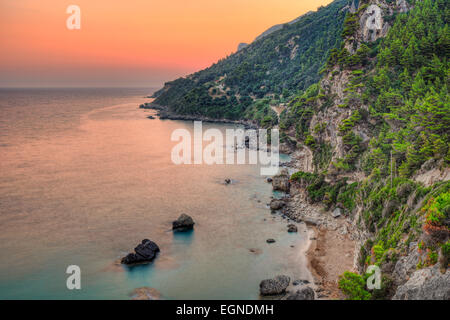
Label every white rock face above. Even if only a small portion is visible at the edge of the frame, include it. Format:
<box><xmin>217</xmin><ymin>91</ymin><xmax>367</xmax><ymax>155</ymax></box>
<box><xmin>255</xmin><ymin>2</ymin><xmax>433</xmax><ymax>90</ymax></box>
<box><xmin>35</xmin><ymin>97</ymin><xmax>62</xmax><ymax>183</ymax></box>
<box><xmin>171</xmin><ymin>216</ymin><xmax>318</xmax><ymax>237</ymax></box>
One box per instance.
<box><xmin>362</xmin><ymin>5</ymin><xmax>384</xmax><ymax>42</ymax></box>
<box><xmin>393</xmin><ymin>264</ymin><xmax>450</xmax><ymax>300</ymax></box>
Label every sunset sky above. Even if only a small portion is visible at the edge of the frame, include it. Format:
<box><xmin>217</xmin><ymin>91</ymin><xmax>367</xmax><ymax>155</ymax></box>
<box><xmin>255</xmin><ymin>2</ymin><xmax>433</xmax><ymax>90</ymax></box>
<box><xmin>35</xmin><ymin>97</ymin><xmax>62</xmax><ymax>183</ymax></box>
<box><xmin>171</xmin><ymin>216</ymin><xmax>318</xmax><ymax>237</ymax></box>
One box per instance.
<box><xmin>0</xmin><ymin>0</ymin><xmax>333</xmax><ymax>87</ymax></box>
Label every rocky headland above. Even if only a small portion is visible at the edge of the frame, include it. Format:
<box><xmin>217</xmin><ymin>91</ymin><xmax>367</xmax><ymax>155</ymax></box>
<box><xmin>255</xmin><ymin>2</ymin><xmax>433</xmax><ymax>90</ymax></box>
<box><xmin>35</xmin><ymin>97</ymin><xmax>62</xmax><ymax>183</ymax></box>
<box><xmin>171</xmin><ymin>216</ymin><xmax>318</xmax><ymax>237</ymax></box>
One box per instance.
<box><xmin>140</xmin><ymin>102</ymin><xmax>258</xmax><ymax>129</ymax></box>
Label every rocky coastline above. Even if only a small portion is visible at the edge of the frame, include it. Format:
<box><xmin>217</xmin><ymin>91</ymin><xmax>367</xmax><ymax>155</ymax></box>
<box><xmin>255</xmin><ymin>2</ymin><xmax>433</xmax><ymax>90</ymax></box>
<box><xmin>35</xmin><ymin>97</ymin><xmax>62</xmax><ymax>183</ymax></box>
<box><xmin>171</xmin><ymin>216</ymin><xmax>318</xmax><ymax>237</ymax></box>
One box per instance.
<box><xmin>140</xmin><ymin>102</ymin><xmax>258</xmax><ymax>129</ymax></box>
<box><xmin>268</xmin><ymin>159</ymin><xmax>358</xmax><ymax>300</ymax></box>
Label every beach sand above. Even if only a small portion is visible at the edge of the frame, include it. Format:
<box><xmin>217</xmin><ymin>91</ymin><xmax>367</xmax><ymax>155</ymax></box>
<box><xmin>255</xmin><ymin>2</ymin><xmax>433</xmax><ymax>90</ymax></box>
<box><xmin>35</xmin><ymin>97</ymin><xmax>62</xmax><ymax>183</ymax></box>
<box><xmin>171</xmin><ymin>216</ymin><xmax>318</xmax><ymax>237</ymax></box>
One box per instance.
<box><xmin>306</xmin><ymin>224</ymin><xmax>356</xmax><ymax>299</ymax></box>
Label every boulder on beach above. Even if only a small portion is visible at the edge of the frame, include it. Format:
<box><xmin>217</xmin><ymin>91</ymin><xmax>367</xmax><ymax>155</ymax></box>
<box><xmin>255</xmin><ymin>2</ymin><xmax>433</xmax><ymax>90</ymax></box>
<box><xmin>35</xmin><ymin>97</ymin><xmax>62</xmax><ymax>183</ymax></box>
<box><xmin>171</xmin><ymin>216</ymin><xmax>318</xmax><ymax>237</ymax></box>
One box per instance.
<box><xmin>287</xmin><ymin>224</ymin><xmax>298</xmax><ymax>233</ymax></box>
<box><xmin>270</xmin><ymin>199</ymin><xmax>285</xmax><ymax>210</ymax></box>
<box><xmin>224</xmin><ymin>178</ymin><xmax>231</xmax><ymax>184</ymax></box>
<box><xmin>286</xmin><ymin>286</ymin><xmax>315</xmax><ymax>300</ymax></box>
<box><xmin>172</xmin><ymin>214</ymin><xmax>195</xmax><ymax>231</ymax></box>
<box><xmin>266</xmin><ymin>177</ymin><xmax>273</xmax><ymax>183</ymax></box>
<box><xmin>259</xmin><ymin>275</ymin><xmax>290</xmax><ymax>296</ymax></box>
<box><xmin>272</xmin><ymin>169</ymin><xmax>290</xmax><ymax>192</ymax></box>
<box><xmin>266</xmin><ymin>238</ymin><xmax>276</xmax><ymax>244</ymax></box>
<box><xmin>121</xmin><ymin>239</ymin><xmax>160</xmax><ymax>265</ymax></box>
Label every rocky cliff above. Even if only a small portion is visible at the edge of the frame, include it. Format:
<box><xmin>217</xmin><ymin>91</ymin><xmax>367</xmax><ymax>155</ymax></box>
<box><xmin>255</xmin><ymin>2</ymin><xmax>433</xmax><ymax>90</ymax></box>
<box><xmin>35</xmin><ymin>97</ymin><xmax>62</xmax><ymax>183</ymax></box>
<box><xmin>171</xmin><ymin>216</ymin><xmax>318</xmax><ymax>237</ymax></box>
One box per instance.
<box><xmin>279</xmin><ymin>0</ymin><xmax>449</xmax><ymax>300</ymax></box>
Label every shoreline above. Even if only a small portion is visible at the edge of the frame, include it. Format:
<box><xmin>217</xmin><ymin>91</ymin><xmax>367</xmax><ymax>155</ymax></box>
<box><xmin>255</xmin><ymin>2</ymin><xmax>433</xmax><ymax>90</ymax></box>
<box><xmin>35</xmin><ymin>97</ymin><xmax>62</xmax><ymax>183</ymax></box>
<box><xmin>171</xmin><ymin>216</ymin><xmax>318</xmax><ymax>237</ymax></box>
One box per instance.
<box><xmin>305</xmin><ymin>226</ymin><xmax>352</xmax><ymax>299</ymax></box>
<box><xmin>282</xmin><ymin>154</ymin><xmax>358</xmax><ymax>300</ymax></box>
<box><xmin>140</xmin><ymin>102</ymin><xmax>259</xmax><ymax>129</ymax></box>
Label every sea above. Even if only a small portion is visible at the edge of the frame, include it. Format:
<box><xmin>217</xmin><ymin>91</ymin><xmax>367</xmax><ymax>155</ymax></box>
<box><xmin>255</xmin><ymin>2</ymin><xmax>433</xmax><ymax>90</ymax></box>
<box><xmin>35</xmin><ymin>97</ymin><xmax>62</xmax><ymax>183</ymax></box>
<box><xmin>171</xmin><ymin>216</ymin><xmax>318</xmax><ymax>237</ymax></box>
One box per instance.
<box><xmin>0</xmin><ymin>87</ymin><xmax>312</xmax><ymax>299</ymax></box>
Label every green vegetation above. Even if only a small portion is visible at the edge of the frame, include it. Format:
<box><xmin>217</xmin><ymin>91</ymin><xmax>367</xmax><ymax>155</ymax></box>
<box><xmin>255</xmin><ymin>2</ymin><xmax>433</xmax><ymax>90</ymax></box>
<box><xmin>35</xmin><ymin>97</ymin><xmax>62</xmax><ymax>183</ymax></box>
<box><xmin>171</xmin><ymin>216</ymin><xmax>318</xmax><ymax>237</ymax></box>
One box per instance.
<box><xmin>291</xmin><ymin>171</ymin><xmax>358</xmax><ymax>212</ymax></box>
<box><xmin>423</xmin><ymin>192</ymin><xmax>449</xmax><ymax>227</ymax></box>
<box><xmin>363</xmin><ymin>0</ymin><xmax>449</xmax><ymax>178</ymax></box>
<box><xmin>338</xmin><ymin>271</ymin><xmax>372</xmax><ymax>300</ymax></box>
<box><xmin>279</xmin><ymin>83</ymin><xmax>319</xmax><ymax>139</ymax></box>
<box><xmin>289</xmin><ymin>0</ymin><xmax>449</xmax><ymax>300</ymax></box>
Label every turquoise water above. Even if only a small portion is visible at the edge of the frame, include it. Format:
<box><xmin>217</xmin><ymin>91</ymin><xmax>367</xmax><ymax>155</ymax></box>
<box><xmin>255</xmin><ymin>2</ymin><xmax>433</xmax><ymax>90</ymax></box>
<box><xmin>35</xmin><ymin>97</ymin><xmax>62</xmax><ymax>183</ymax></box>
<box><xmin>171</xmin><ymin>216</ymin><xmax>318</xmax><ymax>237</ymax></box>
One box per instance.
<box><xmin>0</xmin><ymin>88</ymin><xmax>312</xmax><ymax>299</ymax></box>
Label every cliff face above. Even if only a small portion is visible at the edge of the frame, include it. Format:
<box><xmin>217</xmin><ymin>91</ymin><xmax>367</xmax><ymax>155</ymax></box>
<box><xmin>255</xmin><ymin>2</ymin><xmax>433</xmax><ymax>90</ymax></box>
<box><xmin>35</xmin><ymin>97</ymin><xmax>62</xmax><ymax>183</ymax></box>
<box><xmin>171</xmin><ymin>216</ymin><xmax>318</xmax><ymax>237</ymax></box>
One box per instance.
<box><xmin>310</xmin><ymin>0</ymin><xmax>411</xmax><ymax>174</ymax></box>
<box><xmin>280</xmin><ymin>0</ymin><xmax>449</xmax><ymax>300</ymax></box>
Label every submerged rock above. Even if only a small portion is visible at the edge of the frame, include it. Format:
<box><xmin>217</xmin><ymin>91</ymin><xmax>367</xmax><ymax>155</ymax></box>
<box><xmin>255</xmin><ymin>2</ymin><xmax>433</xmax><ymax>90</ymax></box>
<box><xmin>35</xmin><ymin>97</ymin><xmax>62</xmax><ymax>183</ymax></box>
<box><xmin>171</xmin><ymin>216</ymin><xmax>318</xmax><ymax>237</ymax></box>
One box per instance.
<box><xmin>286</xmin><ymin>286</ymin><xmax>315</xmax><ymax>300</ymax></box>
<box><xmin>172</xmin><ymin>214</ymin><xmax>195</xmax><ymax>231</ymax></box>
<box><xmin>249</xmin><ymin>248</ymin><xmax>262</xmax><ymax>255</ymax></box>
<box><xmin>121</xmin><ymin>239</ymin><xmax>160</xmax><ymax>265</ymax></box>
<box><xmin>130</xmin><ymin>287</ymin><xmax>162</xmax><ymax>300</ymax></box>
<box><xmin>259</xmin><ymin>275</ymin><xmax>290</xmax><ymax>296</ymax></box>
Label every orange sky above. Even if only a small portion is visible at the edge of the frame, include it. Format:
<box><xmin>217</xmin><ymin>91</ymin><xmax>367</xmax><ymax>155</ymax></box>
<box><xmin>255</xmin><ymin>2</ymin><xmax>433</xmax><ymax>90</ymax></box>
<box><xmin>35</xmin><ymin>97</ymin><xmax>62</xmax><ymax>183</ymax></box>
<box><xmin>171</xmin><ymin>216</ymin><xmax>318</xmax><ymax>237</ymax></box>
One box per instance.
<box><xmin>0</xmin><ymin>0</ymin><xmax>333</xmax><ymax>87</ymax></box>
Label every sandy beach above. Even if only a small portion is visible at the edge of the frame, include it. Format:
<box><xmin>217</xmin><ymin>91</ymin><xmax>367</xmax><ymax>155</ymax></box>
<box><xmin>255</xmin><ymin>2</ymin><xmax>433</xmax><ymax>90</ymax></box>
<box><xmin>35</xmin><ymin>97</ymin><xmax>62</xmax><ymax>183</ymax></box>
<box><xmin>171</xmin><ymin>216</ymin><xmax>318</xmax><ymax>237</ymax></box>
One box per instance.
<box><xmin>282</xmin><ymin>151</ymin><xmax>358</xmax><ymax>300</ymax></box>
<box><xmin>306</xmin><ymin>225</ymin><xmax>356</xmax><ymax>299</ymax></box>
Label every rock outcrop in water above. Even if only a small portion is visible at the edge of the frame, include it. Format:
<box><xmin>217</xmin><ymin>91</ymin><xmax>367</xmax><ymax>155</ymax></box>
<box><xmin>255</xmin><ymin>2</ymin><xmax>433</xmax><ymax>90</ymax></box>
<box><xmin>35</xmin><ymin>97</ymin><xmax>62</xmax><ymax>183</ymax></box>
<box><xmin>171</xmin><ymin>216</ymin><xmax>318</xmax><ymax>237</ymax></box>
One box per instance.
<box><xmin>271</xmin><ymin>169</ymin><xmax>290</xmax><ymax>192</ymax></box>
<box><xmin>121</xmin><ymin>239</ymin><xmax>160</xmax><ymax>265</ymax></box>
<box><xmin>172</xmin><ymin>214</ymin><xmax>195</xmax><ymax>231</ymax></box>
<box><xmin>259</xmin><ymin>275</ymin><xmax>290</xmax><ymax>296</ymax></box>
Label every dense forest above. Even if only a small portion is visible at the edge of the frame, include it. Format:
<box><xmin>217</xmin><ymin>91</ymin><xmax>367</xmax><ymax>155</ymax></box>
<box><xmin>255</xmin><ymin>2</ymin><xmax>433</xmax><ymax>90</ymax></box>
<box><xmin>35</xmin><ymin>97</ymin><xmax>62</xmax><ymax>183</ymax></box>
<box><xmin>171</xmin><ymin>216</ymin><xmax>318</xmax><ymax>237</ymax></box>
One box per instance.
<box><xmin>152</xmin><ymin>0</ymin><xmax>348</xmax><ymax>121</ymax></box>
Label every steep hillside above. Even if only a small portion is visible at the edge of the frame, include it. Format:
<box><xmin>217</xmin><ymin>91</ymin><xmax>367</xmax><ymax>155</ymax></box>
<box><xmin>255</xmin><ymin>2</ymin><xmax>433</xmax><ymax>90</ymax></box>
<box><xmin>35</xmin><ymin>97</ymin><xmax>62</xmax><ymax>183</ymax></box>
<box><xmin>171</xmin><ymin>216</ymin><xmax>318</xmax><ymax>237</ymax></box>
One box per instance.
<box><xmin>281</xmin><ymin>0</ymin><xmax>449</xmax><ymax>299</ymax></box>
<box><xmin>151</xmin><ymin>0</ymin><xmax>349</xmax><ymax>122</ymax></box>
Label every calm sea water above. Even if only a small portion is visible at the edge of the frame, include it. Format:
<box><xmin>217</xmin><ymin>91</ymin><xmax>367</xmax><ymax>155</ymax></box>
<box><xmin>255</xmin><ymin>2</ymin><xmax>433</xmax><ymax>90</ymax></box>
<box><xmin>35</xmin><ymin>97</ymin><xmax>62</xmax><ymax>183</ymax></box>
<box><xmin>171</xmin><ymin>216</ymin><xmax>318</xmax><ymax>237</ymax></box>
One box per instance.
<box><xmin>0</xmin><ymin>88</ymin><xmax>312</xmax><ymax>299</ymax></box>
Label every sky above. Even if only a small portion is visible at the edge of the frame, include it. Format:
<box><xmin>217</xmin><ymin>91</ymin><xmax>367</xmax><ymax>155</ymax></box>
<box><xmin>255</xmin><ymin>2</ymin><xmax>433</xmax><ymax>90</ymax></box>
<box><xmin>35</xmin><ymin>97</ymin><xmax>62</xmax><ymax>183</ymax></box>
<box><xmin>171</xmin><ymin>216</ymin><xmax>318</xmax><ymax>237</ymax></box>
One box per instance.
<box><xmin>0</xmin><ymin>0</ymin><xmax>333</xmax><ymax>88</ymax></box>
